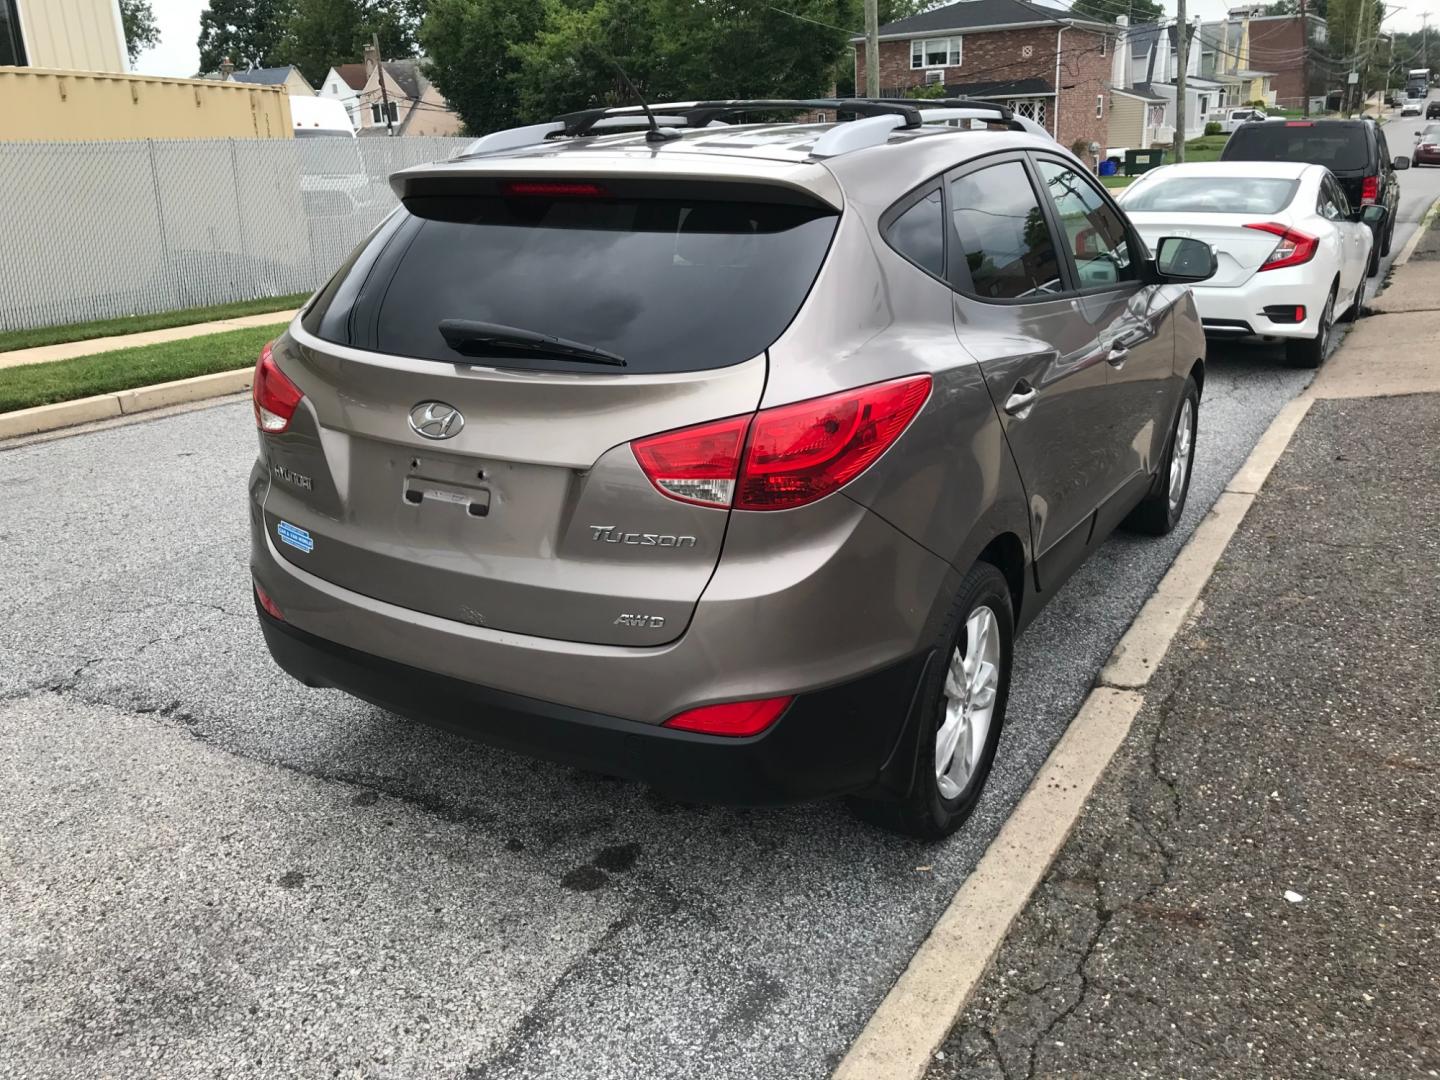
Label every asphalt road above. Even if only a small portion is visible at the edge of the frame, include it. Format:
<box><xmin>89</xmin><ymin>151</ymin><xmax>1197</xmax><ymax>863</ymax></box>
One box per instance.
<box><xmin>2</xmin><ymin>142</ymin><xmax>1438</xmax><ymax>1080</ymax></box>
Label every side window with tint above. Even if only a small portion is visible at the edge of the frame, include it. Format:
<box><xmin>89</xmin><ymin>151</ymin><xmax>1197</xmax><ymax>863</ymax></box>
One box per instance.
<box><xmin>947</xmin><ymin>161</ymin><xmax>1063</xmax><ymax>300</ymax></box>
<box><xmin>886</xmin><ymin>188</ymin><xmax>944</xmax><ymax>278</ymax></box>
<box><xmin>1036</xmin><ymin>159</ymin><xmax>1137</xmax><ymax>289</ymax></box>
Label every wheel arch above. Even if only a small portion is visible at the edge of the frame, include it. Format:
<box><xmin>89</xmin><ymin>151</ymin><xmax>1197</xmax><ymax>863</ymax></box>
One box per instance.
<box><xmin>975</xmin><ymin>531</ymin><xmax>1026</xmax><ymax>627</ymax></box>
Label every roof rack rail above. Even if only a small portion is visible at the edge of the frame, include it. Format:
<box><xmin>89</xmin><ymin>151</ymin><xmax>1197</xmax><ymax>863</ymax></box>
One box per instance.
<box><xmin>458</xmin><ymin>97</ymin><xmax>1042</xmax><ymax>159</ymax></box>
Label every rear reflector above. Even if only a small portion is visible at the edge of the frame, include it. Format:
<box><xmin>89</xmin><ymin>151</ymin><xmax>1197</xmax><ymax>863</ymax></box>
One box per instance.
<box><xmin>253</xmin><ymin>343</ymin><xmax>303</xmax><ymax>434</ymax></box>
<box><xmin>631</xmin><ymin>373</ymin><xmax>932</xmax><ymax>512</ymax></box>
<box><xmin>1245</xmin><ymin>222</ymin><xmax>1319</xmax><ymax>272</ymax></box>
<box><xmin>503</xmin><ymin>181</ymin><xmax>609</xmax><ymax>198</ymax></box>
<box><xmin>254</xmin><ymin>583</ymin><xmax>285</xmax><ymax>622</ymax></box>
<box><xmin>662</xmin><ymin>696</ymin><xmax>794</xmax><ymax>737</ymax></box>
<box><xmin>1262</xmin><ymin>304</ymin><xmax>1307</xmax><ymax>324</ymax></box>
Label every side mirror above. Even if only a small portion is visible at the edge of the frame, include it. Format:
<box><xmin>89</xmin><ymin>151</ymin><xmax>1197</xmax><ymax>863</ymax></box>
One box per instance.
<box><xmin>1394</xmin><ymin>155</ymin><xmax>1412</xmax><ymax>169</ymax></box>
<box><xmin>1360</xmin><ymin>204</ymin><xmax>1389</xmax><ymax>227</ymax></box>
<box><xmin>1152</xmin><ymin>236</ymin><xmax>1217</xmax><ymax>284</ymax></box>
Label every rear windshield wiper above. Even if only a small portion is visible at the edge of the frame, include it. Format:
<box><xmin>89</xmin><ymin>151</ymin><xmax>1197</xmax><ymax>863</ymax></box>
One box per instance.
<box><xmin>438</xmin><ymin>319</ymin><xmax>626</xmax><ymax>367</ymax></box>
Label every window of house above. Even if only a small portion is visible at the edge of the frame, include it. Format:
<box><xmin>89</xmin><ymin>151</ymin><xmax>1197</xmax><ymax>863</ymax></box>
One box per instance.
<box><xmin>885</xmin><ymin>188</ymin><xmax>945</xmax><ymax>278</ymax></box>
<box><xmin>370</xmin><ymin>101</ymin><xmax>400</xmax><ymax>123</ymax></box>
<box><xmin>948</xmin><ymin>161</ymin><xmax>1063</xmax><ymax>300</ymax></box>
<box><xmin>1100</xmin><ymin>35</ymin><xmax>1108</xmax><ymax>57</ymax></box>
<box><xmin>0</xmin><ymin>0</ymin><xmax>25</xmax><ymax>67</ymax></box>
<box><xmin>1036</xmin><ymin>159</ymin><xmax>1136</xmax><ymax>290</ymax></box>
<box><xmin>1007</xmin><ymin>99</ymin><xmax>1047</xmax><ymax>127</ymax></box>
<box><xmin>1096</xmin><ymin>95</ymin><xmax>1105</xmax><ymax>119</ymax></box>
<box><xmin>911</xmin><ymin>36</ymin><xmax>962</xmax><ymax>69</ymax></box>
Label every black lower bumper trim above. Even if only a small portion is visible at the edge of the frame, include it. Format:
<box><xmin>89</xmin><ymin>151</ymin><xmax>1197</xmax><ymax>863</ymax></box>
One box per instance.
<box><xmin>256</xmin><ymin>603</ymin><xmax>927</xmax><ymax>806</ymax></box>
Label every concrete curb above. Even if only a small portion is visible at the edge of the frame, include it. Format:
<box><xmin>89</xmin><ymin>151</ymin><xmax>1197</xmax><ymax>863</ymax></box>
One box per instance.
<box><xmin>1393</xmin><ymin>196</ymin><xmax>1440</xmax><ymax>267</ymax></box>
<box><xmin>0</xmin><ymin>367</ymin><xmax>252</xmax><ymax>441</ymax></box>
<box><xmin>830</xmin><ymin>393</ymin><xmax>1319</xmax><ymax>1080</ymax></box>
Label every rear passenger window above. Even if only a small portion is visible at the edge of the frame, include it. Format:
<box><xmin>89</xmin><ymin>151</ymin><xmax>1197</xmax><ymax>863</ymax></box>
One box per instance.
<box><xmin>948</xmin><ymin>161</ymin><xmax>1063</xmax><ymax>300</ymax></box>
<box><xmin>1036</xmin><ymin>159</ymin><xmax>1136</xmax><ymax>289</ymax></box>
<box><xmin>886</xmin><ymin>188</ymin><xmax>944</xmax><ymax>278</ymax></box>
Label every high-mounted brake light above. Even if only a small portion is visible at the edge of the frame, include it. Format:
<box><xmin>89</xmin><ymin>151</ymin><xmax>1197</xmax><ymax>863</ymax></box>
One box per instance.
<box><xmin>631</xmin><ymin>374</ymin><xmax>932</xmax><ymax>512</ymax></box>
<box><xmin>252</xmin><ymin>343</ymin><xmax>303</xmax><ymax>434</ymax></box>
<box><xmin>503</xmin><ymin>181</ymin><xmax>609</xmax><ymax>198</ymax></box>
<box><xmin>1245</xmin><ymin>222</ymin><xmax>1319</xmax><ymax>272</ymax></box>
<box><xmin>1361</xmin><ymin>175</ymin><xmax>1380</xmax><ymax>203</ymax></box>
<box><xmin>662</xmin><ymin>696</ymin><xmax>794</xmax><ymax>737</ymax></box>
<box><xmin>1285</xmin><ymin>120</ymin><xmax>1315</xmax><ymax>126</ymax></box>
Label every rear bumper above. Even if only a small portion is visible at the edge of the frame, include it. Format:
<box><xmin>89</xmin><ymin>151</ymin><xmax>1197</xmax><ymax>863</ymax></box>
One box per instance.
<box><xmin>1192</xmin><ymin>274</ymin><xmax>1337</xmax><ymax>341</ymax></box>
<box><xmin>257</xmin><ymin>600</ymin><xmax>929</xmax><ymax>805</ymax></box>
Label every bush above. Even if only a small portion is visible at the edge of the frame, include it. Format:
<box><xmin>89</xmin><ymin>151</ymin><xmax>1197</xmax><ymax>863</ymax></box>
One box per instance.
<box><xmin>1204</xmin><ymin>121</ymin><xmax>1223</xmax><ymax>136</ymax></box>
<box><xmin>906</xmin><ymin>83</ymin><xmax>948</xmax><ymax>99</ymax></box>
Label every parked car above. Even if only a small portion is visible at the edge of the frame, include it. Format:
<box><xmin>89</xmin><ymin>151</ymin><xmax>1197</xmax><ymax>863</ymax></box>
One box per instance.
<box><xmin>247</xmin><ymin>98</ymin><xmax>1216</xmax><ymax>838</ymax></box>
<box><xmin>1414</xmin><ymin>123</ymin><xmax>1440</xmax><ymax>166</ymax></box>
<box><xmin>1210</xmin><ymin>107</ymin><xmax>1268</xmax><ymax>133</ymax></box>
<box><xmin>1221</xmin><ymin>118</ymin><xmax>1408</xmax><ymax>275</ymax></box>
<box><xmin>1426</xmin><ymin>100</ymin><xmax>1440</xmax><ymax>119</ymax></box>
<box><xmin>1120</xmin><ymin>162</ymin><xmax>1386</xmax><ymax>367</ymax></box>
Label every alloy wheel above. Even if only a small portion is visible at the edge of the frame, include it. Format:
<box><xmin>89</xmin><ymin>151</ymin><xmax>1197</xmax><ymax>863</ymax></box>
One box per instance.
<box><xmin>1168</xmin><ymin>397</ymin><xmax>1194</xmax><ymax>514</ymax></box>
<box><xmin>936</xmin><ymin>605</ymin><xmax>1001</xmax><ymax>800</ymax></box>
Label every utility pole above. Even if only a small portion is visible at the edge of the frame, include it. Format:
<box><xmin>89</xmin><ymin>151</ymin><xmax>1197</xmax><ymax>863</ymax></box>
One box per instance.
<box><xmin>1175</xmin><ymin>1</ymin><xmax>1188</xmax><ymax>162</ymax></box>
<box><xmin>1300</xmin><ymin>0</ymin><xmax>1312</xmax><ymax>116</ymax></box>
<box><xmin>864</xmin><ymin>0</ymin><xmax>880</xmax><ymax>97</ymax></box>
<box><xmin>373</xmin><ymin>32</ymin><xmax>394</xmax><ymax>136</ymax></box>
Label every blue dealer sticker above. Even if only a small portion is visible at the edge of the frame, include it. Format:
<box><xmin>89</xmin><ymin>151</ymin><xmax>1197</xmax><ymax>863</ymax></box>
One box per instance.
<box><xmin>276</xmin><ymin>520</ymin><xmax>314</xmax><ymax>554</ymax></box>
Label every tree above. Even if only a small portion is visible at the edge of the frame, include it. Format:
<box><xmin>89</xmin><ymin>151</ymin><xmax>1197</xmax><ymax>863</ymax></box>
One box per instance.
<box><xmin>285</xmin><ymin>0</ymin><xmax>425</xmax><ymax>84</ymax></box>
<box><xmin>1066</xmin><ymin>0</ymin><xmax>1163</xmax><ymax>24</ymax></box>
<box><xmin>421</xmin><ymin>0</ymin><xmax>544</xmax><ymax>133</ymax></box>
<box><xmin>513</xmin><ymin>0</ymin><xmax>675</xmax><ymax>119</ymax></box>
<box><xmin>197</xmin><ymin>0</ymin><xmax>295</xmax><ymax>73</ymax></box>
<box><xmin>119</xmin><ymin>0</ymin><xmax>161</xmax><ymax>63</ymax></box>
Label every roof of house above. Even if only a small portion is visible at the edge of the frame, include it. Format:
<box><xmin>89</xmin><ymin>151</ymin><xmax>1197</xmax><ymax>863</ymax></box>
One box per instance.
<box><xmin>1128</xmin><ymin>23</ymin><xmax>1165</xmax><ymax>58</ymax></box>
<box><xmin>856</xmin><ymin>0</ymin><xmax>1106</xmax><ymax>40</ymax></box>
<box><xmin>1116</xmin><ymin>84</ymin><xmax>1167</xmax><ymax>102</ymax></box>
<box><xmin>944</xmin><ymin>76</ymin><xmax>1054</xmax><ymax>97</ymax></box>
<box><xmin>331</xmin><ymin>63</ymin><xmax>367</xmax><ymax>91</ymax></box>
<box><xmin>378</xmin><ymin>60</ymin><xmax>423</xmax><ymax>102</ymax></box>
<box><xmin>228</xmin><ymin>66</ymin><xmax>303</xmax><ymax>87</ymax></box>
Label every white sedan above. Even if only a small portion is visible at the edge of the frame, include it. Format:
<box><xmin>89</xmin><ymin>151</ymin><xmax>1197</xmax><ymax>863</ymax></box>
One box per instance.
<box><xmin>1118</xmin><ymin>162</ymin><xmax>1386</xmax><ymax>367</ymax></box>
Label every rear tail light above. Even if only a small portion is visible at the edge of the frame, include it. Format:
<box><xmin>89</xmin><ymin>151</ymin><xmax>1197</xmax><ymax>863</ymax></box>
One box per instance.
<box><xmin>252</xmin><ymin>343</ymin><xmax>303</xmax><ymax>433</ymax></box>
<box><xmin>662</xmin><ymin>695</ymin><xmax>794</xmax><ymax>737</ymax></box>
<box><xmin>1245</xmin><ymin>222</ymin><xmax>1319</xmax><ymax>272</ymax></box>
<box><xmin>1361</xmin><ymin>175</ymin><xmax>1380</xmax><ymax>203</ymax></box>
<box><xmin>631</xmin><ymin>374</ymin><xmax>932</xmax><ymax>512</ymax></box>
<box><xmin>254</xmin><ymin>582</ymin><xmax>285</xmax><ymax>622</ymax></box>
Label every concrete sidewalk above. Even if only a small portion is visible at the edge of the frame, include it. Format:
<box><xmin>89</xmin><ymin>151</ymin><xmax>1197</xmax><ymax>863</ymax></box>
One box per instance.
<box><xmin>0</xmin><ymin>310</ymin><xmax>297</xmax><ymax>371</ymax></box>
<box><xmin>924</xmin><ymin>227</ymin><xmax>1440</xmax><ymax>1079</ymax></box>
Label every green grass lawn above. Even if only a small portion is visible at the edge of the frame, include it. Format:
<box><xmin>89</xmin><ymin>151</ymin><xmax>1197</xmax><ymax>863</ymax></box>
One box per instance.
<box><xmin>0</xmin><ymin>325</ymin><xmax>275</xmax><ymax>413</ymax></box>
<box><xmin>1102</xmin><ymin>175</ymin><xmax>1135</xmax><ymax>189</ymax></box>
<box><xmin>0</xmin><ymin>294</ymin><xmax>307</xmax><ymax>354</ymax></box>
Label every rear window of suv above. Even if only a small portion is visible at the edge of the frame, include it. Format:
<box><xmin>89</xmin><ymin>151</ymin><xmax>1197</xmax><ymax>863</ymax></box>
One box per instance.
<box><xmin>303</xmin><ymin>187</ymin><xmax>839</xmax><ymax>374</ymax></box>
<box><xmin>1221</xmin><ymin>123</ymin><xmax>1371</xmax><ymax>173</ymax></box>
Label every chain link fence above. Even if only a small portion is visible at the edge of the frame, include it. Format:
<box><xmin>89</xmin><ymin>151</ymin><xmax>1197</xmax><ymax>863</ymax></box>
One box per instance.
<box><xmin>0</xmin><ymin>136</ymin><xmax>472</xmax><ymax>333</ymax></box>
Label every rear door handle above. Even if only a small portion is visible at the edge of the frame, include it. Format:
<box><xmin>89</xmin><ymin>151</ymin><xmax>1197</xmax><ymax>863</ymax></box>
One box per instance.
<box><xmin>1003</xmin><ymin>382</ymin><xmax>1038</xmax><ymax>418</ymax></box>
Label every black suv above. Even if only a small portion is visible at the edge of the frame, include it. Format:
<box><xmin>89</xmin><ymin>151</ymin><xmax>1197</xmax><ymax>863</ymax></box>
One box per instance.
<box><xmin>1427</xmin><ymin>100</ymin><xmax>1440</xmax><ymax>119</ymax></box>
<box><xmin>1221</xmin><ymin>119</ymin><xmax>1409</xmax><ymax>275</ymax></box>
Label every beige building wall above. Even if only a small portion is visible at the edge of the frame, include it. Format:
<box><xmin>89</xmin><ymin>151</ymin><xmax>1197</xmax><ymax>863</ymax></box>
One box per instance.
<box><xmin>403</xmin><ymin>83</ymin><xmax>463</xmax><ymax>137</ymax></box>
<box><xmin>1107</xmin><ymin>91</ymin><xmax>1145</xmax><ymax>150</ymax></box>
<box><xmin>16</xmin><ymin>0</ymin><xmax>127</xmax><ymax>73</ymax></box>
<box><xmin>0</xmin><ymin>70</ymin><xmax>294</xmax><ymax>141</ymax></box>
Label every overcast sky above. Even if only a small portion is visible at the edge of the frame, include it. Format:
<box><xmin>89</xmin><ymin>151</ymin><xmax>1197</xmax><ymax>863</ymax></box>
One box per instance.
<box><xmin>127</xmin><ymin>0</ymin><xmax>1431</xmax><ymax>78</ymax></box>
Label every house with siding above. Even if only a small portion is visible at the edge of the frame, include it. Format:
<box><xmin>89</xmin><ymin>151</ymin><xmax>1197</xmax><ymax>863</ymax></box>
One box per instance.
<box><xmin>1110</xmin><ymin>18</ymin><xmax>1226</xmax><ymax>145</ymax></box>
<box><xmin>851</xmin><ymin>0</ymin><xmax>1116</xmax><ymax>159</ymax></box>
<box><xmin>227</xmin><ymin>65</ymin><xmax>315</xmax><ymax>97</ymax></box>
<box><xmin>0</xmin><ymin>0</ymin><xmax>127</xmax><ymax>71</ymax></box>
<box><xmin>354</xmin><ymin>47</ymin><xmax>462</xmax><ymax>137</ymax></box>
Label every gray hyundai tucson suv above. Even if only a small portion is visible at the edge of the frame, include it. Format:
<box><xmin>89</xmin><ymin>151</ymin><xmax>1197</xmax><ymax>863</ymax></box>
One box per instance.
<box><xmin>249</xmin><ymin>99</ymin><xmax>1215</xmax><ymax>837</ymax></box>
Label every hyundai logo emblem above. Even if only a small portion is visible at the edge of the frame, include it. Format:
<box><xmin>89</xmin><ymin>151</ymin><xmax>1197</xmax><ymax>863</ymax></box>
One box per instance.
<box><xmin>409</xmin><ymin>401</ymin><xmax>465</xmax><ymax>440</ymax></box>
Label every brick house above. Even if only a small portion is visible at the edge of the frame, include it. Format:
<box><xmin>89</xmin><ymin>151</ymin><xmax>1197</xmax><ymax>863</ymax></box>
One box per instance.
<box><xmin>1244</xmin><ymin>12</ymin><xmax>1328</xmax><ymax>110</ymax></box>
<box><xmin>852</xmin><ymin>0</ymin><xmax>1115</xmax><ymax>159</ymax></box>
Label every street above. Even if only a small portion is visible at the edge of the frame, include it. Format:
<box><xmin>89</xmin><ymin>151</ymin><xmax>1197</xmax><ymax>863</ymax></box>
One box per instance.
<box><xmin>2</xmin><ymin>119</ymin><xmax>1438</xmax><ymax>1080</ymax></box>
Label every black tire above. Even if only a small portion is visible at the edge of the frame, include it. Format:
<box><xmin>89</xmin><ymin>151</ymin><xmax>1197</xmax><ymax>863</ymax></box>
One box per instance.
<box><xmin>1122</xmin><ymin>374</ymin><xmax>1199</xmax><ymax>536</ymax></box>
<box><xmin>849</xmin><ymin>561</ymin><xmax>1013</xmax><ymax>840</ymax></box>
<box><xmin>1367</xmin><ymin>237</ymin><xmax>1381</xmax><ymax>277</ymax></box>
<box><xmin>1285</xmin><ymin>287</ymin><xmax>1335</xmax><ymax>368</ymax></box>
<box><xmin>1380</xmin><ymin>218</ymin><xmax>1394</xmax><ymax>257</ymax></box>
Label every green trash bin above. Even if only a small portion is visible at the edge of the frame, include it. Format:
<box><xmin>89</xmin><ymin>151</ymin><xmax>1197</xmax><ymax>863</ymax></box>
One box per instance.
<box><xmin>1124</xmin><ymin>148</ymin><xmax>1166</xmax><ymax>175</ymax></box>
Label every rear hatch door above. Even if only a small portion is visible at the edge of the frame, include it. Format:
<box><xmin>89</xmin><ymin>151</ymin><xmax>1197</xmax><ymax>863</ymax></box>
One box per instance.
<box><xmin>263</xmin><ymin>172</ymin><xmax>839</xmax><ymax>646</ymax></box>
